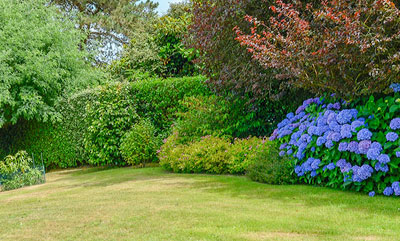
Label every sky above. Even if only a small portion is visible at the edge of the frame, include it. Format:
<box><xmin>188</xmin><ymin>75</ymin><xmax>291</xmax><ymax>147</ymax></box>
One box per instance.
<box><xmin>153</xmin><ymin>0</ymin><xmax>183</xmax><ymax>15</ymax></box>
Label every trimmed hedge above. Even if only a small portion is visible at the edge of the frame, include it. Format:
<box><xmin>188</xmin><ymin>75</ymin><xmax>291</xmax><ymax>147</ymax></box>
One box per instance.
<box><xmin>0</xmin><ymin>76</ymin><xmax>210</xmax><ymax>168</ymax></box>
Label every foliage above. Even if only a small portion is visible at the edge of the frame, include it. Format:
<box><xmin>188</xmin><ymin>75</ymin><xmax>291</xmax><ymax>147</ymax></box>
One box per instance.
<box><xmin>0</xmin><ymin>0</ymin><xmax>102</xmax><ymax>128</ymax></box>
<box><xmin>271</xmin><ymin>88</ymin><xmax>400</xmax><ymax>197</ymax></box>
<box><xmin>235</xmin><ymin>0</ymin><xmax>400</xmax><ymax>99</ymax></box>
<box><xmin>130</xmin><ymin>76</ymin><xmax>211</xmax><ymax>137</ymax></box>
<box><xmin>0</xmin><ymin>151</ymin><xmax>45</xmax><ymax>191</ymax></box>
<box><xmin>159</xmin><ymin>133</ymin><xmax>263</xmax><ymax>174</ymax></box>
<box><xmin>0</xmin><ymin>89</ymin><xmax>98</xmax><ymax>169</ymax></box>
<box><xmin>84</xmin><ymin>83</ymin><xmax>139</xmax><ymax>166</ymax></box>
<box><xmin>187</xmin><ymin>0</ymin><xmax>289</xmax><ymax>101</ymax></box>
<box><xmin>120</xmin><ymin>119</ymin><xmax>161</xmax><ymax>166</ymax></box>
<box><xmin>51</xmin><ymin>0</ymin><xmax>159</xmax><ymax>62</ymax></box>
<box><xmin>246</xmin><ymin>141</ymin><xmax>295</xmax><ymax>184</ymax></box>
<box><xmin>112</xmin><ymin>1</ymin><xmax>198</xmax><ymax>79</ymax></box>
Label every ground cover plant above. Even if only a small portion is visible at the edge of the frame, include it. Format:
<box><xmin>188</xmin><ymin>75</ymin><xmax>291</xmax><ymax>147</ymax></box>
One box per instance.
<box><xmin>1</xmin><ymin>167</ymin><xmax>400</xmax><ymax>240</ymax></box>
<box><xmin>0</xmin><ymin>151</ymin><xmax>45</xmax><ymax>191</ymax></box>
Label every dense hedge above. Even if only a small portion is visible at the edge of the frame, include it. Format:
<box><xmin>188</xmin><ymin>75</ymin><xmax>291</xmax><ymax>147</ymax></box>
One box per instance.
<box><xmin>0</xmin><ymin>76</ymin><xmax>210</xmax><ymax>168</ymax></box>
<box><xmin>0</xmin><ymin>89</ymin><xmax>98</xmax><ymax>169</ymax></box>
<box><xmin>130</xmin><ymin>76</ymin><xmax>211</xmax><ymax>137</ymax></box>
<box><xmin>271</xmin><ymin>89</ymin><xmax>400</xmax><ymax>197</ymax></box>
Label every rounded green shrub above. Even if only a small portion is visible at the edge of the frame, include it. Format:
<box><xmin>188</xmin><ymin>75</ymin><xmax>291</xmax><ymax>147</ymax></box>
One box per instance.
<box><xmin>246</xmin><ymin>141</ymin><xmax>295</xmax><ymax>185</ymax></box>
<box><xmin>120</xmin><ymin>120</ymin><xmax>161</xmax><ymax>166</ymax></box>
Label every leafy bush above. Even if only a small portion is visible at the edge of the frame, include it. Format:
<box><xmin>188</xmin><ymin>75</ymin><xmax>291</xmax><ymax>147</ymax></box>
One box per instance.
<box><xmin>84</xmin><ymin>83</ymin><xmax>139</xmax><ymax>166</ymax></box>
<box><xmin>246</xmin><ymin>141</ymin><xmax>295</xmax><ymax>185</ymax></box>
<box><xmin>130</xmin><ymin>76</ymin><xmax>211</xmax><ymax>137</ymax></box>
<box><xmin>0</xmin><ymin>88</ymin><xmax>98</xmax><ymax>169</ymax></box>
<box><xmin>159</xmin><ymin>133</ymin><xmax>263</xmax><ymax>174</ymax></box>
<box><xmin>235</xmin><ymin>0</ymin><xmax>400</xmax><ymax>99</ymax></box>
<box><xmin>0</xmin><ymin>151</ymin><xmax>45</xmax><ymax>191</ymax></box>
<box><xmin>271</xmin><ymin>87</ymin><xmax>400</xmax><ymax>197</ymax></box>
<box><xmin>120</xmin><ymin>119</ymin><xmax>161</xmax><ymax>166</ymax></box>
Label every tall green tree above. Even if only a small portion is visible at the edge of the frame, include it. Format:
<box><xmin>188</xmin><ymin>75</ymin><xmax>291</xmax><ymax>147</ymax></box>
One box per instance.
<box><xmin>49</xmin><ymin>0</ymin><xmax>159</xmax><ymax>62</ymax></box>
<box><xmin>0</xmin><ymin>0</ymin><xmax>102</xmax><ymax>127</ymax></box>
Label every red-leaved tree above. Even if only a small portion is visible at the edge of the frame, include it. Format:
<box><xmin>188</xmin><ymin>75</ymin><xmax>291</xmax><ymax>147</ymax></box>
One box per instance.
<box><xmin>235</xmin><ymin>0</ymin><xmax>400</xmax><ymax>99</ymax></box>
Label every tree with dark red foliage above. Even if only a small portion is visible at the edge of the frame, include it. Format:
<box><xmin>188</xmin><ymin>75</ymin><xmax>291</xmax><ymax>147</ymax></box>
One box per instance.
<box><xmin>235</xmin><ymin>0</ymin><xmax>400</xmax><ymax>100</ymax></box>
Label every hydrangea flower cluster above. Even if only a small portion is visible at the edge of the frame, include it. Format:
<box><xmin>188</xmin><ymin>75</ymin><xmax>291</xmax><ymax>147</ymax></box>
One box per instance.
<box><xmin>271</xmin><ymin>94</ymin><xmax>400</xmax><ymax>197</ymax></box>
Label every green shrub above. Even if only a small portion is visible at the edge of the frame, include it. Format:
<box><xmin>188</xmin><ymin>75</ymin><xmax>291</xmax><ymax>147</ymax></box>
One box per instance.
<box><xmin>130</xmin><ymin>76</ymin><xmax>211</xmax><ymax>137</ymax></box>
<box><xmin>84</xmin><ymin>83</ymin><xmax>139</xmax><ymax>166</ymax></box>
<box><xmin>120</xmin><ymin>119</ymin><xmax>161</xmax><ymax>166</ymax></box>
<box><xmin>0</xmin><ymin>151</ymin><xmax>45</xmax><ymax>191</ymax></box>
<box><xmin>159</xmin><ymin>133</ymin><xmax>263</xmax><ymax>174</ymax></box>
<box><xmin>246</xmin><ymin>141</ymin><xmax>295</xmax><ymax>185</ymax></box>
<box><xmin>0</xmin><ymin>88</ymin><xmax>98</xmax><ymax>169</ymax></box>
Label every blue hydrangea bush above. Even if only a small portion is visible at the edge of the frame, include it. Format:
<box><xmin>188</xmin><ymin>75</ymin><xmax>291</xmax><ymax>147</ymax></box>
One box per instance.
<box><xmin>270</xmin><ymin>89</ymin><xmax>400</xmax><ymax>197</ymax></box>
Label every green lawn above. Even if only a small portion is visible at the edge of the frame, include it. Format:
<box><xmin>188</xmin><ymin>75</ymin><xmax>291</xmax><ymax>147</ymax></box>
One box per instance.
<box><xmin>0</xmin><ymin>167</ymin><xmax>399</xmax><ymax>241</ymax></box>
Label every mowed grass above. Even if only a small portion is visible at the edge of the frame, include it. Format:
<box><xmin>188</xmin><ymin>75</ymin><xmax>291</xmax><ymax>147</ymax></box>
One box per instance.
<box><xmin>0</xmin><ymin>167</ymin><xmax>399</xmax><ymax>241</ymax></box>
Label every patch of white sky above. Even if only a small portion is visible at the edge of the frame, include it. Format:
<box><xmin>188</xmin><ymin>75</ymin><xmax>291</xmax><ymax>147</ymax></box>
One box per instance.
<box><xmin>151</xmin><ymin>0</ymin><xmax>184</xmax><ymax>15</ymax></box>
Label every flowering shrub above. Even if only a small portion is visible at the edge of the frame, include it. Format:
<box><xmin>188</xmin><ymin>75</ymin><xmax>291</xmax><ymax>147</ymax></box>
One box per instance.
<box><xmin>271</xmin><ymin>88</ymin><xmax>400</xmax><ymax>196</ymax></box>
<box><xmin>235</xmin><ymin>0</ymin><xmax>400</xmax><ymax>99</ymax></box>
<box><xmin>159</xmin><ymin>133</ymin><xmax>264</xmax><ymax>174</ymax></box>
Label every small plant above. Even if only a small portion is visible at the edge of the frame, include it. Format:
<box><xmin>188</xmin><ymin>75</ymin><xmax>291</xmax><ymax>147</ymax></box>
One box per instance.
<box><xmin>246</xmin><ymin>141</ymin><xmax>295</xmax><ymax>185</ymax></box>
<box><xmin>0</xmin><ymin>151</ymin><xmax>45</xmax><ymax>191</ymax></box>
<box><xmin>120</xmin><ymin>119</ymin><xmax>161</xmax><ymax>166</ymax></box>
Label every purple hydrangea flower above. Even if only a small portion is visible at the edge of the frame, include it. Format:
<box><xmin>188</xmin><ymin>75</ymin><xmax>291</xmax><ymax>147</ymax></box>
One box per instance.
<box><xmin>329</xmin><ymin>122</ymin><xmax>341</xmax><ymax>132</ymax></box>
<box><xmin>295</xmin><ymin>166</ymin><xmax>304</xmax><ymax>176</ymax></box>
<box><xmin>386</xmin><ymin>132</ymin><xmax>399</xmax><ymax>142</ymax></box>
<box><xmin>286</xmin><ymin>112</ymin><xmax>295</xmax><ymax>119</ymax></box>
<box><xmin>351</xmin><ymin>120</ymin><xmax>364</xmax><ymax>132</ymax></box>
<box><xmin>316</xmin><ymin>137</ymin><xmax>326</xmax><ymax>146</ymax></box>
<box><xmin>327</xmin><ymin>163</ymin><xmax>336</xmax><ymax>170</ymax></box>
<box><xmin>358</xmin><ymin>140</ymin><xmax>371</xmax><ymax>154</ymax></box>
<box><xmin>338</xmin><ymin>142</ymin><xmax>348</xmax><ymax>152</ymax></box>
<box><xmin>340</xmin><ymin>124</ymin><xmax>352</xmax><ymax>139</ymax></box>
<box><xmin>392</xmin><ymin>181</ymin><xmax>400</xmax><ymax>196</ymax></box>
<box><xmin>337</xmin><ymin>110</ymin><xmax>353</xmax><ymax>124</ymax></box>
<box><xmin>370</xmin><ymin>142</ymin><xmax>382</xmax><ymax>152</ymax></box>
<box><xmin>357</xmin><ymin>128</ymin><xmax>372</xmax><ymax>141</ymax></box>
<box><xmin>378</xmin><ymin>154</ymin><xmax>390</xmax><ymax>164</ymax></box>
<box><xmin>310</xmin><ymin>170</ymin><xmax>318</xmax><ymax>177</ymax></box>
<box><xmin>397</xmin><ymin>151</ymin><xmax>400</xmax><ymax>158</ymax></box>
<box><xmin>311</xmin><ymin>146</ymin><xmax>316</xmax><ymax>152</ymax></box>
<box><xmin>375</xmin><ymin>162</ymin><xmax>389</xmax><ymax>173</ymax></box>
<box><xmin>390</xmin><ymin>83</ymin><xmax>400</xmax><ymax>92</ymax></box>
<box><xmin>355</xmin><ymin>164</ymin><xmax>373</xmax><ymax>181</ymax></box>
<box><xmin>348</xmin><ymin>141</ymin><xmax>359</xmax><ymax>153</ymax></box>
<box><xmin>367</xmin><ymin>148</ymin><xmax>380</xmax><ymax>160</ymax></box>
<box><xmin>331</xmin><ymin>132</ymin><xmax>341</xmax><ymax>142</ymax></box>
<box><xmin>325</xmin><ymin>140</ymin><xmax>334</xmax><ymax>149</ymax></box>
<box><xmin>336</xmin><ymin>159</ymin><xmax>346</xmax><ymax>168</ymax></box>
<box><xmin>287</xmin><ymin>149</ymin><xmax>293</xmax><ymax>155</ymax></box>
<box><xmin>332</xmin><ymin>102</ymin><xmax>341</xmax><ymax>110</ymax></box>
<box><xmin>311</xmin><ymin>158</ymin><xmax>321</xmax><ymax>170</ymax></box>
<box><xmin>390</xmin><ymin>118</ymin><xmax>400</xmax><ymax>130</ymax></box>
<box><xmin>369</xmin><ymin>191</ymin><xmax>375</xmax><ymax>197</ymax></box>
<box><xmin>383</xmin><ymin>187</ymin><xmax>394</xmax><ymax>196</ymax></box>
<box><xmin>279</xmin><ymin>143</ymin><xmax>287</xmax><ymax>150</ymax></box>
<box><xmin>279</xmin><ymin>151</ymin><xmax>285</xmax><ymax>157</ymax></box>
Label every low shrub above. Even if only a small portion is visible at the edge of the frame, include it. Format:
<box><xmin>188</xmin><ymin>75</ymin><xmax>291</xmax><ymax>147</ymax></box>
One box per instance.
<box><xmin>120</xmin><ymin>119</ymin><xmax>161</xmax><ymax>166</ymax></box>
<box><xmin>159</xmin><ymin>133</ymin><xmax>263</xmax><ymax>174</ymax></box>
<box><xmin>246</xmin><ymin>141</ymin><xmax>295</xmax><ymax>185</ymax></box>
<box><xmin>271</xmin><ymin>86</ymin><xmax>400</xmax><ymax>197</ymax></box>
<box><xmin>0</xmin><ymin>151</ymin><xmax>45</xmax><ymax>191</ymax></box>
